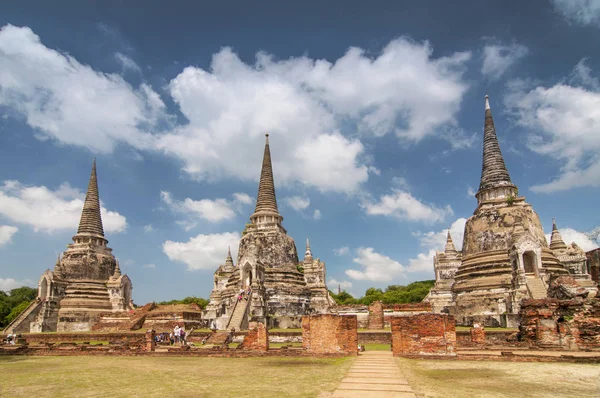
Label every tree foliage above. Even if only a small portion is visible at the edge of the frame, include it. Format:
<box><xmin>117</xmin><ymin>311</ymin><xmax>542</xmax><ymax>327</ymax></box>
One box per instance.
<box><xmin>329</xmin><ymin>280</ymin><xmax>435</xmax><ymax>306</ymax></box>
<box><xmin>156</xmin><ymin>296</ymin><xmax>209</xmax><ymax>309</ymax></box>
<box><xmin>0</xmin><ymin>286</ymin><xmax>37</xmax><ymax>328</ymax></box>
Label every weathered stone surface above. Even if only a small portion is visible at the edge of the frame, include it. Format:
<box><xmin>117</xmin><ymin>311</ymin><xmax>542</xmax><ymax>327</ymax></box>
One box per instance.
<box><xmin>547</xmin><ymin>275</ymin><xmax>589</xmax><ymax>300</ymax></box>
<box><xmin>237</xmin><ymin>322</ymin><xmax>268</xmax><ymax>351</ymax></box>
<box><xmin>391</xmin><ymin>314</ymin><xmax>456</xmax><ymax>357</ymax></box>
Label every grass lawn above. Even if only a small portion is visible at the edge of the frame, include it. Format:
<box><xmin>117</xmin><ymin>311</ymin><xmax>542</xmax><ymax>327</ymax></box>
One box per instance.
<box><xmin>398</xmin><ymin>358</ymin><xmax>600</xmax><ymax>398</ymax></box>
<box><xmin>363</xmin><ymin>343</ymin><xmax>391</xmax><ymax>351</ymax></box>
<box><xmin>0</xmin><ymin>356</ymin><xmax>352</xmax><ymax>397</ymax></box>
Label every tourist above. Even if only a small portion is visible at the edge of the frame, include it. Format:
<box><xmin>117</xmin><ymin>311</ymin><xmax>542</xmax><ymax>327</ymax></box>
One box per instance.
<box><xmin>169</xmin><ymin>332</ymin><xmax>174</xmax><ymax>345</ymax></box>
<box><xmin>179</xmin><ymin>326</ymin><xmax>186</xmax><ymax>346</ymax></box>
<box><xmin>173</xmin><ymin>325</ymin><xmax>180</xmax><ymax>343</ymax></box>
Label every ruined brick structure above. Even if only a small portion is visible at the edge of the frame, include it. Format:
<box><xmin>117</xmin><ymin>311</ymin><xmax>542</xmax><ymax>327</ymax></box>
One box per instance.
<box><xmin>237</xmin><ymin>322</ymin><xmax>269</xmax><ymax>351</ymax></box>
<box><xmin>391</xmin><ymin>314</ymin><xmax>456</xmax><ymax>357</ymax></box>
<box><xmin>204</xmin><ymin>135</ymin><xmax>335</xmax><ymax>330</ymax></box>
<box><xmin>367</xmin><ymin>301</ymin><xmax>384</xmax><ymax>329</ymax></box>
<box><xmin>518</xmin><ymin>298</ymin><xmax>600</xmax><ymax>350</ymax></box>
<box><xmin>4</xmin><ymin>160</ymin><xmax>133</xmax><ymax>334</ymax></box>
<box><xmin>426</xmin><ymin>96</ymin><xmax>596</xmax><ymax>326</ymax></box>
<box><xmin>302</xmin><ymin>314</ymin><xmax>358</xmax><ymax>355</ymax></box>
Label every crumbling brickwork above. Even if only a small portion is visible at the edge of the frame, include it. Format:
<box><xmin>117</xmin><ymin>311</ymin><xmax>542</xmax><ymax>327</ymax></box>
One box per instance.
<box><xmin>144</xmin><ymin>329</ymin><xmax>155</xmax><ymax>352</ymax></box>
<box><xmin>519</xmin><ymin>298</ymin><xmax>600</xmax><ymax>350</ymax></box>
<box><xmin>302</xmin><ymin>314</ymin><xmax>357</xmax><ymax>355</ymax></box>
<box><xmin>471</xmin><ymin>323</ymin><xmax>486</xmax><ymax>345</ymax></box>
<box><xmin>237</xmin><ymin>322</ymin><xmax>269</xmax><ymax>351</ymax></box>
<box><xmin>391</xmin><ymin>314</ymin><xmax>456</xmax><ymax>357</ymax></box>
<box><xmin>368</xmin><ymin>301</ymin><xmax>384</xmax><ymax>330</ymax></box>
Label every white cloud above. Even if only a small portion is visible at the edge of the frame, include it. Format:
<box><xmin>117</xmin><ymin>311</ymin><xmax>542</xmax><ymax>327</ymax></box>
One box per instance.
<box><xmin>0</xmin><ymin>225</ymin><xmax>18</xmax><ymax>247</ymax></box>
<box><xmin>115</xmin><ymin>52</ymin><xmax>141</xmax><ymax>73</ymax></box>
<box><xmin>327</xmin><ymin>278</ymin><xmax>353</xmax><ymax>292</ymax></box>
<box><xmin>467</xmin><ymin>186</ymin><xmax>476</xmax><ymax>197</ymax></box>
<box><xmin>160</xmin><ymin>191</ymin><xmax>251</xmax><ymax>225</ymax></box>
<box><xmin>545</xmin><ymin>227</ymin><xmax>598</xmax><ymax>252</ymax></box>
<box><xmin>162</xmin><ymin>232</ymin><xmax>240</xmax><ymax>271</ymax></box>
<box><xmin>0</xmin><ymin>278</ymin><xmax>33</xmax><ymax>292</ymax></box>
<box><xmin>481</xmin><ymin>41</ymin><xmax>528</xmax><ymax>80</ymax></box>
<box><xmin>362</xmin><ymin>189</ymin><xmax>453</xmax><ymax>223</ymax></box>
<box><xmin>0</xmin><ymin>25</ymin><xmax>473</xmax><ymax>194</ymax></box>
<box><xmin>143</xmin><ymin>263</ymin><xmax>156</xmax><ymax>269</ymax></box>
<box><xmin>143</xmin><ymin>224</ymin><xmax>154</xmax><ymax>232</ymax></box>
<box><xmin>552</xmin><ymin>0</ymin><xmax>600</xmax><ymax>26</ymax></box>
<box><xmin>346</xmin><ymin>247</ymin><xmax>406</xmax><ymax>282</ymax></box>
<box><xmin>570</xmin><ymin>58</ymin><xmax>600</xmax><ymax>90</ymax></box>
<box><xmin>313</xmin><ymin>209</ymin><xmax>322</xmax><ymax>220</ymax></box>
<box><xmin>0</xmin><ymin>24</ymin><xmax>167</xmax><ymax>153</ymax></box>
<box><xmin>334</xmin><ymin>246</ymin><xmax>350</xmax><ymax>256</ymax></box>
<box><xmin>284</xmin><ymin>196</ymin><xmax>310</xmax><ymax>211</ymax></box>
<box><xmin>505</xmin><ymin>65</ymin><xmax>600</xmax><ymax>192</ymax></box>
<box><xmin>0</xmin><ymin>180</ymin><xmax>126</xmax><ymax>233</ymax></box>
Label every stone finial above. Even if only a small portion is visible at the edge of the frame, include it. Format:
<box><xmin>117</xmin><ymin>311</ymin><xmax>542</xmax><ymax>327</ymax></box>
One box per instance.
<box><xmin>305</xmin><ymin>237</ymin><xmax>313</xmax><ymax>259</ymax></box>
<box><xmin>225</xmin><ymin>246</ymin><xmax>234</xmax><ymax>267</ymax></box>
<box><xmin>444</xmin><ymin>230</ymin><xmax>458</xmax><ymax>254</ymax></box>
<box><xmin>477</xmin><ymin>95</ymin><xmax>516</xmax><ymax>194</ymax></box>
<box><xmin>113</xmin><ymin>259</ymin><xmax>122</xmax><ymax>278</ymax></box>
<box><xmin>549</xmin><ymin>218</ymin><xmax>567</xmax><ymax>251</ymax></box>
<box><xmin>251</xmin><ymin>134</ymin><xmax>280</xmax><ymax>219</ymax></box>
<box><xmin>54</xmin><ymin>253</ymin><xmax>63</xmax><ymax>277</ymax></box>
<box><xmin>76</xmin><ymin>159</ymin><xmax>105</xmax><ymax>237</ymax></box>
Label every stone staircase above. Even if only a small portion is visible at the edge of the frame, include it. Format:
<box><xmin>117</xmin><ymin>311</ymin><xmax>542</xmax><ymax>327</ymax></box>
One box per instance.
<box><xmin>60</xmin><ymin>281</ymin><xmax>112</xmax><ymax>310</ymax></box>
<box><xmin>227</xmin><ymin>294</ymin><xmax>251</xmax><ymax>332</ymax></box>
<box><xmin>526</xmin><ymin>275</ymin><xmax>547</xmax><ymax>299</ymax></box>
<box><xmin>3</xmin><ymin>300</ymin><xmax>42</xmax><ymax>334</ymax></box>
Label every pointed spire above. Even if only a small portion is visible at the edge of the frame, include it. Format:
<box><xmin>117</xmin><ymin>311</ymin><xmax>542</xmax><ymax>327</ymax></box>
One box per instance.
<box><xmin>444</xmin><ymin>230</ymin><xmax>458</xmax><ymax>254</ymax></box>
<box><xmin>305</xmin><ymin>237</ymin><xmax>313</xmax><ymax>259</ymax></box>
<box><xmin>225</xmin><ymin>246</ymin><xmax>234</xmax><ymax>268</ymax></box>
<box><xmin>253</xmin><ymin>134</ymin><xmax>280</xmax><ymax>216</ymax></box>
<box><xmin>549</xmin><ymin>218</ymin><xmax>567</xmax><ymax>251</ymax></box>
<box><xmin>477</xmin><ymin>95</ymin><xmax>516</xmax><ymax>195</ymax></box>
<box><xmin>112</xmin><ymin>259</ymin><xmax>122</xmax><ymax>278</ymax></box>
<box><xmin>77</xmin><ymin>159</ymin><xmax>105</xmax><ymax>237</ymax></box>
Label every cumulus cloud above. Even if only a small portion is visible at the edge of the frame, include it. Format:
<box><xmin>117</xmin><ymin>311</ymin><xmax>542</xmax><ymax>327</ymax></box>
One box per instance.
<box><xmin>284</xmin><ymin>196</ymin><xmax>310</xmax><ymax>211</ymax></box>
<box><xmin>505</xmin><ymin>63</ymin><xmax>600</xmax><ymax>192</ymax></box>
<box><xmin>481</xmin><ymin>41</ymin><xmax>528</xmax><ymax>80</ymax></box>
<box><xmin>162</xmin><ymin>232</ymin><xmax>240</xmax><ymax>270</ymax></box>
<box><xmin>327</xmin><ymin>278</ymin><xmax>353</xmax><ymax>292</ymax></box>
<box><xmin>0</xmin><ymin>180</ymin><xmax>126</xmax><ymax>233</ymax></box>
<box><xmin>408</xmin><ymin>218</ymin><xmax>467</xmax><ymax>273</ymax></box>
<box><xmin>346</xmin><ymin>247</ymin><xmax>406</xmax><ymax>282</ymax></box>
<box><xmin>0</xmin><ymin>278</ymin><xmax>33</xmax><ymax>292</ymax></box>
<box><xmin>0</xmin><ymin>225</ymin><xmax>18</xmax><ymax>247</ymax></box>
<box><xmin>552</xmin><ymin>0</ymin><xmax>600</xmax><ymax>26</ymax></box>
<box><xmin>334</xmin><ymin>246</ymin><xmax>350</xmax><ymax>256</ymax></box>
<box><xmin>362</xmin><ymin>189</ymin><xmax>453</xmax><ymax>223</ymax></box>
<box><xmin>545</xmin><ymin>227</ymin><xmax>598</xmax><ymax>252</ymax></box>
<box><xmin>160</xmin><ymin>191</ymin><xmax>251</xmax><ymax>226</ymax></box>
<box><xmin>0</xmin><ymin>25</ymin><xmax>473</xmax><ymax>194</ymax></box>
<box><xmin>143</xmin><ymin>224</ymin><xmax>154</xmax><ymax>232</ymax></box>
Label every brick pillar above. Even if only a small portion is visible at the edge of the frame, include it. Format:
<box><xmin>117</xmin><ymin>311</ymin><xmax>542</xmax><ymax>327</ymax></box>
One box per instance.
<box><xmin>470</xmin><ymin>323</ymin><xmax>485</xmax><ymax>345</ymax></box>
<box><xmin>144</xmin><ymin>329</ymin><xmax>156</xmax><ymax>352</ymax></box>
<box><xmin>302</xmin><ymin>314</ymin><xmax>358</xmax><ymax>355</ymax></box>
<box><xmin>391</xmin><ymin>314</ymin><xmax>456</xmax><ymax>357</ymax></box>
<box><xmin>238</xmin><ymin>322</ymin><xmax>269</xmax><ymax>351</ymax></box>
<box><xmin>368</xmin><ymin>301</ymin><xmax>384</xmax><ymax>330</ymax></box>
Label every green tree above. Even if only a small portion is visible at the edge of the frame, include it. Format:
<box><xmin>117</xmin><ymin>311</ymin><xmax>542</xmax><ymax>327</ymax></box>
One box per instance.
<box><xmin>4</xmin><ymin>300</ymin><xmax>32</xmax><ymax>325</ymax></box>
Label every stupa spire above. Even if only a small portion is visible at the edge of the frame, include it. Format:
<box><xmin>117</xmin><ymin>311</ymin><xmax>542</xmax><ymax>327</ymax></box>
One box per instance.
<box><xmin>254</xmin><ymin>134</ymin><xmax>279</xmax><ymax>215</ymax></box>
<box><xmin>549</xmin><ymin>218</ymin><xmax>567</xmax><ymax>251</ymax></box>
<box><xmin>225</xmin><ymin>246</ymin><xmax>234</xmax><ymax>267</ymax></box>
<box><xmin>477</xmin><ymin>95</ymin><xmax>516</xmax><ymax>197</ymax></box>
<box><xmin>113</xmin><ymin>259</ymin><xmax>122</xmax><ymax>278</ymax></box>
<box><xmin>77</xmin><ymin>159</ymin><xmax>105</xmax><ymax>237</ymax></box>
<box><xmin>444</xmin><ymin>230</ymin><xmax>458</xmax><ymax>254</ymax></box>
<box><xmin>305</xmin><ymin>237</ymin><xmax>313</xmax><ymax>259</ymax></box>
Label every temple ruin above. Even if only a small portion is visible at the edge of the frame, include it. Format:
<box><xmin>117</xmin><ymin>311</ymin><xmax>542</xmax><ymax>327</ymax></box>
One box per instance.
<box><xmin>425</xmin><ymin>95</ymin><xmax>598</xmax><ymax>326</ymax></box>
<box><xmin>204</xmin><ymin>134</ymin><xmax>335</xmax><ymax>330</ymax></box>
<box><xmin>4</xmin><ymin>160</ymin><xmax>133</xmax><ymax>333</ymax></box>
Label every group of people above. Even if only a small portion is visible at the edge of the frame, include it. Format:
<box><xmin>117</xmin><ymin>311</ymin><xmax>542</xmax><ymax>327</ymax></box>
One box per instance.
<box><xmin>3</xmin><ymin>333</ymin><xmax>20</xmax><ymax>345</ymax></box>
<box><xmin>152</xmin><ymin>325</ymin><xmax>194</xmax><ymax>346</ymax></box>
<box><xmin>237</xmin><ymin>286</ymin><xmax>252</xmax><ymax>302</ymax></box>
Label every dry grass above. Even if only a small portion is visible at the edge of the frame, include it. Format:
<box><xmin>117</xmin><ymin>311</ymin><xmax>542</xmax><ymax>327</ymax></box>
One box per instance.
<box><xmin>0</xmin><ymin>355</ymin><xmax>352</xmax><ymax>398</ymax></box>
<box><xmin>397</xmin><ymin>358</ymin><xmax>600</xmax><ymax>398</ymax></box>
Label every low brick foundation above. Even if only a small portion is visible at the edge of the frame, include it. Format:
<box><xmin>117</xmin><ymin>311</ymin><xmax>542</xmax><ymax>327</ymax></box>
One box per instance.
<box><xmin>237</xmin><ymin>322</ymin><xmax>268</xmax><ymax>351</ymax></box>
<box><xmin>391</xmin><ymin>314</ymin><xmax>456</xmax><ymax>357</ymax></box>
<box><xmin>302</xmin><ymin>314</ymin><xmax>358</xmax><ymax>355</ymax></box>
<box><xmin>471</xmin><ymin>324</ymin><xmax>485</xmax><ymax>345</ymax></box>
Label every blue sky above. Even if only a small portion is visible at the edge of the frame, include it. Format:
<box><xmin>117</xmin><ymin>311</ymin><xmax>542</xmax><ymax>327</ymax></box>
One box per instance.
<box><xmin>1</xmin><ymin>0</ymin><xmax>599</xmax><ymax>302</ymax></box>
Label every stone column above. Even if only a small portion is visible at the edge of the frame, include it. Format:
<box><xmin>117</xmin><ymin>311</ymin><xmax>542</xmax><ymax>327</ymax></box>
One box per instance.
<box><xmin>144</xmin><ymin>329</ymin><xmax>156</xmax><ymax>352</ymax></box>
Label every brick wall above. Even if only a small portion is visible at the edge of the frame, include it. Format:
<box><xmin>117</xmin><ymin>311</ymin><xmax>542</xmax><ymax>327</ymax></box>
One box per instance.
<box><xmin>391</xmin><ymin>314</ymin><xmax>456</xmax><ymax>357</ymax></box>
<box><xmin>368</xmin><ymin>301</ymin><xmax>384</xmax><ymax>330</ymax></box>
<box><xmin>144</xmin><ymin>329</ymin><xmax>155</xmax><ymax>352</ymax></box>
<box><xmin>302</xmin><ymin>314</ymin><xmax>358</xmax><ymax>355</ymax></box>
<box><xmin>471</xmin><ymin>323</ymin><xmax>485</xmax><ymax>345</ymax></box>
<box><xmin>237</xmin><ymin>322</ymin><xmax>268</xmax><ymax>352</ymax></box>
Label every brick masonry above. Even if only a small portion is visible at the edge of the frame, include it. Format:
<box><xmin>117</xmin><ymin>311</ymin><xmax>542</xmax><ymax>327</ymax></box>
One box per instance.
<box><xmin>144</xmin><ymin>329</ymin><xmax>155</xmax><ymax>352</ymax></box>
<box><xmin>391</xmin><ymin>314</ymin><xmax>456</xmax><ymax>357</ymax></box>
<box><xmin>367</xmin><ymin>301</ymin><xmax>384</xmax><ymax>330</ymax></box>
<box><xmin>237</xmin><ymin>322</ymin><xmax>269</xmax><ymax>352</ymax></box>
<box><xmin>470</xmin><ymin>323</ymin><xmax>486</xmax><ymax>345</ymax></box>
<box><xmin>302</xmin><ymin>314</ymin><xmax>358</xmax><ymax>355</ymax></box>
